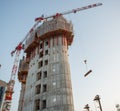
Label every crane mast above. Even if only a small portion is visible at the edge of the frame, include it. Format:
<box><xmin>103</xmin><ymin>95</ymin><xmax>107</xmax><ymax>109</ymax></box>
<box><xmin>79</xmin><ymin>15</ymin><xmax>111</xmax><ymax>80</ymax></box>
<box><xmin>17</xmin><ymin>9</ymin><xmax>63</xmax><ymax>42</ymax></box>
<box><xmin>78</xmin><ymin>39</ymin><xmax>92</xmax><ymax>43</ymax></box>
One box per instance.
<box><xmin>2</xmin><ymin>3</ymin><xmax>102</xmax><ymax>111</ymax></box>
<box><xmin>2</xmin><ymin>44</ymin><xmax>23</xmax><ymax>111</ymax></box>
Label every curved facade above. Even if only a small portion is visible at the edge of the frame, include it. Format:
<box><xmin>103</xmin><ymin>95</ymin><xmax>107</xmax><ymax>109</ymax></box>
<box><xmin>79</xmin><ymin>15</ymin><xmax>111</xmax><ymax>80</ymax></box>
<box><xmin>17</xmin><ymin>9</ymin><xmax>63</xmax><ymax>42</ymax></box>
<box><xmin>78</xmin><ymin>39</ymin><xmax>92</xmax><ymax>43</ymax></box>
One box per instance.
<box><xmin>21</xmin><ymin>16</ymin><xmax>74</xmax><ymax>111</ymax></box>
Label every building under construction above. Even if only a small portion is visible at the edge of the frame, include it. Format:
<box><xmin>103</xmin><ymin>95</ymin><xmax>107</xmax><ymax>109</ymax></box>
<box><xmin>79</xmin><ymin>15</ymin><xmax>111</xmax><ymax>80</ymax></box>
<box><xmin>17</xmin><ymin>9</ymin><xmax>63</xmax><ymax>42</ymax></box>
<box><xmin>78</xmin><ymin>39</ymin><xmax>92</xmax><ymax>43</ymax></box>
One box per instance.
<box><xmin>0</xmin><ymin>3</ymin><xmax>102</xmax><ymax>111</ymax></box>
<box><xmin>18</xmin><ymin>16</ymin><xmax>74</xmax><ymax>111</ymax></box>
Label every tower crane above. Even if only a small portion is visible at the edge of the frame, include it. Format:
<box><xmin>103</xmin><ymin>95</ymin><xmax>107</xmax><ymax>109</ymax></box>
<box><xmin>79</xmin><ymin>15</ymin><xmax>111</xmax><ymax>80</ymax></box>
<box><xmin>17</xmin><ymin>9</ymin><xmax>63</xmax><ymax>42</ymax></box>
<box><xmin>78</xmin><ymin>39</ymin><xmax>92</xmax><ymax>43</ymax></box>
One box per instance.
<box><xmin>2</xmin><ymin>3</ymin><xmax>102</xmax><ymax>111</ymax></box>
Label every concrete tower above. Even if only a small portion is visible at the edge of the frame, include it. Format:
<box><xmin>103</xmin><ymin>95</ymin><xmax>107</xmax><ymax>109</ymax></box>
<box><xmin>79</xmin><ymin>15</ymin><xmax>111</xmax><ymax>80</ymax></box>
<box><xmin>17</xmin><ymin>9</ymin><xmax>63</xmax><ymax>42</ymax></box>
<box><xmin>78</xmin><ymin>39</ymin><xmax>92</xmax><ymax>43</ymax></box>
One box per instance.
<box><xmin>19</xmin><ymin>16</ymin><xmax>74</xmax><ymax>111</ymax></box>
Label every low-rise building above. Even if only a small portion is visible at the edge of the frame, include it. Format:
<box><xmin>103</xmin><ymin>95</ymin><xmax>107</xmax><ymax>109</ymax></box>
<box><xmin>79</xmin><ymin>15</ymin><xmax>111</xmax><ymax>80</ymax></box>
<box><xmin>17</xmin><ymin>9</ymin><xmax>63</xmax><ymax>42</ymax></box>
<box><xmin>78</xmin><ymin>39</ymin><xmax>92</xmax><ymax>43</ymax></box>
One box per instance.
<box><xmin>0</xmin><ymin>80</ymin><xmax>7</xmax><ymax>111</ymax></box>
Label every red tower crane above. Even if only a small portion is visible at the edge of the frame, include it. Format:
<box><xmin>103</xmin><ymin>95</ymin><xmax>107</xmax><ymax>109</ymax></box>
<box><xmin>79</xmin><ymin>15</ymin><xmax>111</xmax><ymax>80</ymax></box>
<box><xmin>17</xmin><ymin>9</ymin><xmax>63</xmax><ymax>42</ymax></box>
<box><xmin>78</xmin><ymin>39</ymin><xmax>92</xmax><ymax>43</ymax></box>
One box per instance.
<box><xmin>2</xmin><ymin>3</ymin><xmax>102</xmax><ymax>111</ymax></box>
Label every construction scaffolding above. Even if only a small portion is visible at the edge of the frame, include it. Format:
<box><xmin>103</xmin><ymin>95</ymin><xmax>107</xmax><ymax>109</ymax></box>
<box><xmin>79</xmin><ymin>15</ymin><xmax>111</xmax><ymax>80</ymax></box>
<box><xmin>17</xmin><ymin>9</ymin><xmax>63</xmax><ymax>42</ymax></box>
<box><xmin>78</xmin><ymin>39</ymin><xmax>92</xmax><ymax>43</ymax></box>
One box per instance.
<box><xmin>25</xmin><ymin>16</ymin><xmax>73</xmax><ymax>52</ymax></box>
<box><xmin>18</xmin><ymin>56</ymin><xmax>29</xmax><ymax>84</ymax></box>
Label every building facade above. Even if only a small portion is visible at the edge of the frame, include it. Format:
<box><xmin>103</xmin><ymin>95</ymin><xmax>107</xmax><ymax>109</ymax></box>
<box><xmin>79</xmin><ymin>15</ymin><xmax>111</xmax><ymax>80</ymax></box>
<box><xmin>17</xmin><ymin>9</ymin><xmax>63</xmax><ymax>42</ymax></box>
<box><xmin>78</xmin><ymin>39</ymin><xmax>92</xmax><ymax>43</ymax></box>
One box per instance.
<box><xmin>18</xmin><ymin>16</ymin><xmax>74</xmax><ymax>111</ymax></box>
<box><xmin>0</xmin><ymin>80</ymin><xmax>7</xmax><ymax>111</ymax></box>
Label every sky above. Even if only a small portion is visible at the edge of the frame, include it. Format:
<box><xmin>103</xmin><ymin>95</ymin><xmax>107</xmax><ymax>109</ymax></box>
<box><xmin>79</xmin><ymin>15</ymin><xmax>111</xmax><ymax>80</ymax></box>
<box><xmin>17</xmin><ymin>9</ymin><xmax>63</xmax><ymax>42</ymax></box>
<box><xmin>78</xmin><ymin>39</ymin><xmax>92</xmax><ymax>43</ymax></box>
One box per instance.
<box><xmin>0</xmin><ymin>0</ymin><xmax>120</xmax><ymax>111</ymax></box>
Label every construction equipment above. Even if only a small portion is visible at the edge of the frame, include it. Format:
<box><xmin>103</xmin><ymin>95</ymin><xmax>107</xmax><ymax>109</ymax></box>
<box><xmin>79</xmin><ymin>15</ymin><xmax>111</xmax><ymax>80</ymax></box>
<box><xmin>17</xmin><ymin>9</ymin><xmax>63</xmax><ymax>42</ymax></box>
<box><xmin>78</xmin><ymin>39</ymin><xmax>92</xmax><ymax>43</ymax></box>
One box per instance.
<box><xmin>84</xmin><ymin>104</ymin><xmax>90</xmax><ymax>111</ymax></box>
<box><xmin>2</xmin><ymin>3</ymin><xmax>102</xmax><ymax>111</ymax></box>
<box><xmin>35</xmin><ymin>3</ymin><xmax>102</xmax><ymax>22</ymax></box>
<box><xmin>2</xmin><ymin>44</ymin><xmax>24</xmax><ymax>111</ymax></box>
<box><xmin>84</xmin><ymin>60</ymin><xmax>92</xmax><ymax>77</ymax></box>
<box><xmin>94</xmin><ymin>95</ymin><xmax>103</xmax><ymax>111</ymax></box>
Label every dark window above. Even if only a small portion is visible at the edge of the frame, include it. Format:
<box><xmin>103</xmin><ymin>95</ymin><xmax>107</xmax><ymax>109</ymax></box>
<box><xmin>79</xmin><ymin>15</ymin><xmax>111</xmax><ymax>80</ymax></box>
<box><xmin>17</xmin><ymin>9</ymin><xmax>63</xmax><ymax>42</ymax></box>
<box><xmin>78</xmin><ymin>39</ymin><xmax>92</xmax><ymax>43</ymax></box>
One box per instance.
<box><xmin>37</xmin><ymin>71</ymin><xmax>42</xmax><ymax>80</ymax></box>
<box><xmin>35</xmin><ymin>99</ymin><xmax>40</xmax><ymax>110</ymax></box>
<box><xmin>42</xmin><ymin>100</ymin><xmax>46</xmax><ymax>109</ymax></box>
<box><xmin>43</xmin><ymin>84</ymin><xmax>47</xmax><ymax>92</ymax></box>
<box><xmin>39</xmin><ymin>51</ymin><xmax>43</xmax><ymax>58</ymax></box>
<box><xmin>45</xmin><ymin>50</ymin><xmax>48</xmax><ymax>55</ymax></box>
<box><xmin>38</xmin><ymin>61</ymin><xmax>43</xmax><ymax>68</ymax></box>
<box><xmin>40</xmin><ymin>43</ymin><xmax>43</xmax><ymax>49</ymax></box>
<box><xmin>45</xmin><ymin>41</ymin><xmax>48</xmax><ymax>46</ymax></box>
<box><xmin>36</xmin><ymin>84</ymin><xmax>41</xmax><ymax>94</ymax></box>
<box><xmin>44</xmin><ymin>60</ymin><xmax>48</xmax><ymax>65</ymax></box>
<box><xmin>43</xmin><ymin>71</ymin><xmax>47</xmax><ymax>78</ymax></box>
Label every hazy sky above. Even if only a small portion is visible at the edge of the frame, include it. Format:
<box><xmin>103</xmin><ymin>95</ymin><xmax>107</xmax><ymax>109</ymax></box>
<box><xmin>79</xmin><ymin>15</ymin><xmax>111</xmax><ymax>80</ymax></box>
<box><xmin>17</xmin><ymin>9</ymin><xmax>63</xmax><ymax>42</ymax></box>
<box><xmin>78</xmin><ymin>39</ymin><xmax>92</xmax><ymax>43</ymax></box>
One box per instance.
<box><xmin>0</xmin><ymin>0</ymin><xmax>120</xmax><ymax>111</ymax></box>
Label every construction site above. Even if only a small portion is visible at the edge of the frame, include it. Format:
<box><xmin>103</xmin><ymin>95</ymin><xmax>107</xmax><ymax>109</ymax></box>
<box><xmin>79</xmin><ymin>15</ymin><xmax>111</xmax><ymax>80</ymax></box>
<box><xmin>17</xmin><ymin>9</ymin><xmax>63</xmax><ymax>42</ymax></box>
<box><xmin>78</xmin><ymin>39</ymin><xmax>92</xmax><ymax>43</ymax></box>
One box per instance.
<box><xmin>2</xmin><ymin>2</ymin><xmax>116</xmax><ymax>111</ymax></box>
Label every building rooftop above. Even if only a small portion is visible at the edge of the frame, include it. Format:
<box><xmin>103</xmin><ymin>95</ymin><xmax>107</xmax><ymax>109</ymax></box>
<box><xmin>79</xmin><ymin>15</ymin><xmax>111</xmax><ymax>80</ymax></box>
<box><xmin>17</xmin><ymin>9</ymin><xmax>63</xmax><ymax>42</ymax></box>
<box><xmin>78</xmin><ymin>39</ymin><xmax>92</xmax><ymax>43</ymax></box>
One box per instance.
<box><xmin>0</xmin><ymin>80</ymin><xmax>7</xmax><ymax>87</ymax></box>
<box><xmin>24</xmin><ymin>16</ymin><xmax>73</xmax><ymax>52</ymax></box>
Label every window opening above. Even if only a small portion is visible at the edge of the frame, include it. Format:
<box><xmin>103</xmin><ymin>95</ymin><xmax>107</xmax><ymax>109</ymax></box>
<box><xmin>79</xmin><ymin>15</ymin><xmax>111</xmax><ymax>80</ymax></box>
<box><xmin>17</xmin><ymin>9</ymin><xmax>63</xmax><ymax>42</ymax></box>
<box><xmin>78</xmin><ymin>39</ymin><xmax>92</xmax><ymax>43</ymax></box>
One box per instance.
<box><xmin>44</xmin><ymin>60</ymin><xmax>48</xmax><ymax>65</ymax></box>
<box><xmin>37</xmin><ymin>71</ymin><xmax>42</xmax><ymax>80</ymax></box>
<box><xmin>45</xmin><ymin>41</ymin><xmax>48</xmax><ymax>46</ymax></box>
<box><xmin>35</xmin><ymin>99</ymin><xmax>40</xmax><ymax>110</ymax></box>
<box><xmin>42</xmin><ymin>100</ymin><xmax>46</xmax><ymax>109</ymax></box>
<box><xmin>39</xmin><ymin>51</ymin><xmax>43</xmax><ymax>58</ymax></box>
<box><xmin>43</xmin><ymin>84</ymin><xmax>47</xmax><ymax>92</ymax></box>
<box><xmin>43</xmin><ymin>71</ymin><xmax>47</xmax><ymax>78</ymax></box>
<box><xmin>40</xmin><ymin>43</ymin><xmax>43</xmax><ymax>49</ymax></box>
<box><xmin>45</xmin><ymin>50</ymin><xmax>48</xmax><ymax>55</ymax></box>
<box><xmin>36</xmin><ymin>84</ymin><xmax>41</xmax><ymax>94</ymax></box>
<box><xmin>38</xmin><ymin>61</ymin><xmax>43</xmax><ymax>68</ymax></box>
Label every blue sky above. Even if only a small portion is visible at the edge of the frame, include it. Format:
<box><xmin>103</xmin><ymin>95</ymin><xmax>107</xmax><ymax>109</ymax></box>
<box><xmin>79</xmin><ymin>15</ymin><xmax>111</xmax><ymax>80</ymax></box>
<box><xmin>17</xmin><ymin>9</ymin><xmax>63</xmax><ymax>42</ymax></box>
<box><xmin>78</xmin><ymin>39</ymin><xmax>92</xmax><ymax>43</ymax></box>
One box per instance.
<box><xmin>0</xmin><ymin>0</ymin><xmax>120</xmax><ymax>111</ymax></box>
